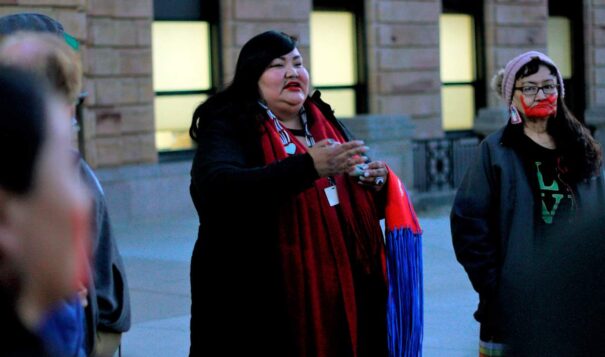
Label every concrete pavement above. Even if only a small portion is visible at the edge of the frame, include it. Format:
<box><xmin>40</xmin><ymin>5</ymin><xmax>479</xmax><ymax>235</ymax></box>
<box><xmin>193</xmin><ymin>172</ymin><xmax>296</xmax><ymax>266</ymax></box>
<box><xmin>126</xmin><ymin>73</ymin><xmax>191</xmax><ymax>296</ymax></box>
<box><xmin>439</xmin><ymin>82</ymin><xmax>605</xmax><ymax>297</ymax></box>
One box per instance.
<box><xmin>114</xmin><ymin>205</ymin><xmax>478</xmax><ymax>356</ymax></box>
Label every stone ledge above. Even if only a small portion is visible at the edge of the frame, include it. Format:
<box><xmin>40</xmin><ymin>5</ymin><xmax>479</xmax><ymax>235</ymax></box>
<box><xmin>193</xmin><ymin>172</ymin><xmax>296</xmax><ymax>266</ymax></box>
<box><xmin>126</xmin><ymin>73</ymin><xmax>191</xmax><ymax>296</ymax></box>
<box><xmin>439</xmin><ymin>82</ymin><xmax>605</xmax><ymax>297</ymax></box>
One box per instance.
<box><xmin>474</xmin><ymin>106</ymin><xmax>508</xmax><ymax>137</ymax></box>
<box><xmin>586</xmin><ymin>105</ymin><xmax>605</xmax><ymax>145</ymax></box>
<box><xmin>96</xmin><ymin>160</ymin><xmax>191</xmax><ymax>182</ymax></box>
<box><xmin>97</xmin><ymin>160</ymin><xmax>194</xmax><ymax>224</ymax></box>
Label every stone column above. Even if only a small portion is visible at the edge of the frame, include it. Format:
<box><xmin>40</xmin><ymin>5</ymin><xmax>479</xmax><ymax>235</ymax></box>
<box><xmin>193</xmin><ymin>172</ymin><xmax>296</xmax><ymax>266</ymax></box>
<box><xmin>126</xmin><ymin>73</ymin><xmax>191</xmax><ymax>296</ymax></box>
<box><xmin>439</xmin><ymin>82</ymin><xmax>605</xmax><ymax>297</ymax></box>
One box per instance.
<box><xmin>584</xmin><ymin>0</ymin><xmax>605</xmax><ymax>145</ymax></box>
<box><xmin>85</xmin><ymin>0</ymin><xmax>155</xmax><ymax>167</ymax></box>
<box><xmin>345</xmin><ymin>114</ymin><xmax>415</xmax><ymax>189</ymax></box>
<box><xmin>477</xmin><ymin>0</ymin><xmax>548</xmax><ymax>135</ymax></box>
<box><xmin>365</xmin><ymin>0</ymin><xmax>442</xmax><ymax>139</ymax></box>
<box><xmin>220</xmin><ymin>0</ymin><xmax>311</xmax><ymax>86</ymax></box>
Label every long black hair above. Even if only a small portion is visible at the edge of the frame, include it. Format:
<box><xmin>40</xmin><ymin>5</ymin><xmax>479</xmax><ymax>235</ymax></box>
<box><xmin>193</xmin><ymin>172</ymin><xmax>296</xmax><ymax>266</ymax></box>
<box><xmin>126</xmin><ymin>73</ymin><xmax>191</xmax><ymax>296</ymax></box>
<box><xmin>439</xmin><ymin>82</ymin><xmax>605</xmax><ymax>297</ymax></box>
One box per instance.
<box><xmin>0</xmin><ymin>66</ymin><xmax>48</xmax><ymax>194</ymax></box>
<box><xmin>514</xmin><ymin>58</ymin><xmax>602</xmax><ymax>182</ymax></box>
<box><xmin>189</xmin><ymin>30</ymin><xmax>297</xmax><ymax>142</ymax></box>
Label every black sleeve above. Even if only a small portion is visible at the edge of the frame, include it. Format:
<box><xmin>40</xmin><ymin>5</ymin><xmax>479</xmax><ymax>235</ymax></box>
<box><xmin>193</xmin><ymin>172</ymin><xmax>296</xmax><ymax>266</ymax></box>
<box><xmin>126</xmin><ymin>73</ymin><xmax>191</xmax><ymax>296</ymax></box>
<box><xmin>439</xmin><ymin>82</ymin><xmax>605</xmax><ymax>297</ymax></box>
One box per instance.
<box><xmin>191</xmin><ymin>115</ymin><xmax>320</xmax><ymax>202</ymax></box>
<box><xmin>450</xmin><ymin>140</ymin><xmax>500</xmax><ymax>300</ymax></box>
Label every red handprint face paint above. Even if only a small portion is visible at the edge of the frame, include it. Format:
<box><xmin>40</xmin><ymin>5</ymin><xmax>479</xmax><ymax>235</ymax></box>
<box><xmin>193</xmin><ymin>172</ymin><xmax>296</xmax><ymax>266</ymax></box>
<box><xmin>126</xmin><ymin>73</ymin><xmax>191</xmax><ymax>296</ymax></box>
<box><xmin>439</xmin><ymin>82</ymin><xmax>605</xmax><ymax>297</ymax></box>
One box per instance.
<box><xmin>520</xmin><ymin>94</ymin><xmax>557</xmax><ymax>119</ymax></box>
<box><xmin>512</xmin><ymin>64</ymin><xmax>559</xmax><ymax>121</ymax></box>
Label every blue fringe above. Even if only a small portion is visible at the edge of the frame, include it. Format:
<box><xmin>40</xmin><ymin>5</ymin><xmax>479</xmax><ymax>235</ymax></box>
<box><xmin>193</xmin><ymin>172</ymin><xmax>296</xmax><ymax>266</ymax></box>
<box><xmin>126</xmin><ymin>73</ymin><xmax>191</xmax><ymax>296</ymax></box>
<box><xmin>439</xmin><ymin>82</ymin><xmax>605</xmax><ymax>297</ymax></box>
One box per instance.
<box><xmin>386</xmin><ymin>227</ymin><xmax>423</xmax><ymax>357</ymax></box>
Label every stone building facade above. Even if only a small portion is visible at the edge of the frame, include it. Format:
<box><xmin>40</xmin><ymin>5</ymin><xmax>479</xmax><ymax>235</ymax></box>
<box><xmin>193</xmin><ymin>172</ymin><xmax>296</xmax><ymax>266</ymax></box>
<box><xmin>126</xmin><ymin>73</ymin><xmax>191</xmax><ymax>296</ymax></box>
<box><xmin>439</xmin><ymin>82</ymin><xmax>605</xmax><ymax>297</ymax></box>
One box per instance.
<box><xmin>0</xmin><ymin>0</ymin><xmax>603</xmax><ymax>219</ymax></box>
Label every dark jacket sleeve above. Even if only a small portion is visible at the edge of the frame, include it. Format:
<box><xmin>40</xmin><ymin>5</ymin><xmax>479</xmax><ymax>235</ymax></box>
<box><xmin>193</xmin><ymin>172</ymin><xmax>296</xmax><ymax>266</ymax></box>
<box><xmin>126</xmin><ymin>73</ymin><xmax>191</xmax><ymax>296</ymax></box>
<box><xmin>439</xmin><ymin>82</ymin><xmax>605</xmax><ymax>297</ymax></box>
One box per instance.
<box><xmin>450</xmin><ymin>139</ymin><xmax>500</xmax><ymax>301</ymax></box>
<box><xmin>191</xmin><ymin>114</ymin><xmax>320</xmax><ymax>204</ymax></box>
<box><xmin>79</xmin><ymin>160</ymin><xmax>131</xmax><ymax>336</ymax></box>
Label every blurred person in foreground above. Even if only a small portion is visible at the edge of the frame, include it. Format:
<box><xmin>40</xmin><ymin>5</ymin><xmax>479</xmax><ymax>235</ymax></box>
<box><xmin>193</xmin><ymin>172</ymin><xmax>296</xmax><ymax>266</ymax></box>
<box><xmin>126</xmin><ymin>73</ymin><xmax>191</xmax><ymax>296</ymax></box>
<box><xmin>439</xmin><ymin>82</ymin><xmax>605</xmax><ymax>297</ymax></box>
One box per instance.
<box><xmin>451</xmin><ymin>50</ymin><xmax>604</xmax><ymax>356</ymax></box>
<box><xmin>0</xmin><ymin>66</ymin><xmax>91</xmax><ymax>356</ymax></box>
<box><xmin>188</xmin><ymin>30</ymin><xmax>422</xmax><ymax>357</ymax></box>
<box><xmin>0</xmin><ymin>13</ymin><xmax>131</xmax><ymax>357</ymax></box>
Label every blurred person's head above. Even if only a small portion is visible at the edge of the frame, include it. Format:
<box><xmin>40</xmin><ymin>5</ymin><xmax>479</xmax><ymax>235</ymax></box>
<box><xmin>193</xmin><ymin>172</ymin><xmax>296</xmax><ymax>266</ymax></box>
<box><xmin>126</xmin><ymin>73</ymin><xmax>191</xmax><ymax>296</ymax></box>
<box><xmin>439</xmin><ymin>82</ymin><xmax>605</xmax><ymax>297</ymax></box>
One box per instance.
<box><xmin>0</xmin><ymin>13</ymin><xmax>83</xmax><ymax>151</ymax></box>
<box><xmin>0</xmin><ymin>66</ymin><xmax>90</xmax><ymax>330</ymax></box>
<box><xmin>0</xmin><ymin>13</ymin><xmax>65</xmax><ymax>37</ymax></box>
<box><xmin>0</xmin><ymin>31</ymin><xmax>82</xmax><ymax>106</ymax></box>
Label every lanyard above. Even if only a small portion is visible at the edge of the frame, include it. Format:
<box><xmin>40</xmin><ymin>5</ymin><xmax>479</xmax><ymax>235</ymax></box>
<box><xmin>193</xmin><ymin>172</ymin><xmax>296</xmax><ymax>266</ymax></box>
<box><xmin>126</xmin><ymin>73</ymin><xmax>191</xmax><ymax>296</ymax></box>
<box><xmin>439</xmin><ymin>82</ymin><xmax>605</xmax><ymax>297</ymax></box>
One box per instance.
<box><xmin>258</xmin><ymin>101</ymin><xmax>337</xmax><ymax>204</ymax></box>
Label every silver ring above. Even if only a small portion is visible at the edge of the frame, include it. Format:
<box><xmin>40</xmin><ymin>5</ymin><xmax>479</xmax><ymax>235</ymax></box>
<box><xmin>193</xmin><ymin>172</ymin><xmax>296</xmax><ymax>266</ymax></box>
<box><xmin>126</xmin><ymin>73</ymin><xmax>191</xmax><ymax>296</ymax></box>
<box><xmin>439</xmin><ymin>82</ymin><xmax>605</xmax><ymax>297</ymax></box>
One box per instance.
<box><xmin>374</xmin><ymin>177</ymin><xmax>385</xmax><ymax>185</ymax></box>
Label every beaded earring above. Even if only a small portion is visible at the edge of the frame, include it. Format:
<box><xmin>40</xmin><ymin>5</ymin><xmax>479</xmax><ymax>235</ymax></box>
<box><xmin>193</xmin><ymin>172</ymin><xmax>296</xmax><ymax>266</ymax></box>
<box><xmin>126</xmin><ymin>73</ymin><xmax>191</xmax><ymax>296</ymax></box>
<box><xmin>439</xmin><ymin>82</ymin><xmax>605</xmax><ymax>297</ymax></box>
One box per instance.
<box><xmin>510</xmin><ymin>104</ymin><xmax>522</xmax><ymax>124</ymax></box>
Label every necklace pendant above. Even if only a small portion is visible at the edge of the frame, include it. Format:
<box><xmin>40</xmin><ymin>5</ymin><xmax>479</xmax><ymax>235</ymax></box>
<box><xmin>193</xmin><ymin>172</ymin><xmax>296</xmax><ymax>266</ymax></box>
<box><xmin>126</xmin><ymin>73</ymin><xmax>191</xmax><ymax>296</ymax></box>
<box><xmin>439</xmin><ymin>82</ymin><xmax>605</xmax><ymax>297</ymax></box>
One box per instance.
<box><xmin>284</xmin><ymin>142</ymin><xmax>297</xmax><ymax>155</ymax></box>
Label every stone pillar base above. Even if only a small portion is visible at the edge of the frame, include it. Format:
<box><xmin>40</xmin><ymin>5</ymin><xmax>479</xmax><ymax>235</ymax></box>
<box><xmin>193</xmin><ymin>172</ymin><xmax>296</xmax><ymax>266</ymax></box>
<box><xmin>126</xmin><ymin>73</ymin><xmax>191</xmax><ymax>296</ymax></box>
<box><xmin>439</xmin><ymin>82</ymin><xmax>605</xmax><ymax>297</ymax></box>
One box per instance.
<box><xmin>474</xmin><ymin>106</ymin><xmax>508</xmax><ymax>137</ymax></box>
<box><xmin>344</xmin><ymin>114</ymin><xmax>415</xmax><ymax>190</ymax></box>
<box><xmin>585</xmin><ymin>105</ymin><xmax>605</xmax><ymax>146</ymax></box>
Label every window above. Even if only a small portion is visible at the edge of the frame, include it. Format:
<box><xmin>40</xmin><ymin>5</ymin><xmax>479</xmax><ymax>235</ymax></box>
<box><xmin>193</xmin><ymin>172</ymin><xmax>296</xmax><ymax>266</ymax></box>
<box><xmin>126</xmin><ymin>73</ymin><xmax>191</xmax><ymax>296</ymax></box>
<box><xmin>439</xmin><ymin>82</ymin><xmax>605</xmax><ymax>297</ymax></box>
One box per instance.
<box><xmin>439</xmin><ymin>0</ymin><xmax>484</xmax><ymax>132</ymax></box>
<box><xmin>547</xmin><ymin>17</ymin><xmax>572</xmax><ymax>79</ymax></box>
<box><xmin>310</xmin><ymin>0</ymin><xmax>366</xmax><ymax>118</ymax></box>
<box><xmin>440</xmin><ymin>14</ymin><xmax>477</xmax><ymax>131</ymax></box>
<box><xmin>153</xmin><ymin>22</ymin><xmax>211</xmax><ymax>151</ymax></box>
<box><xmin>310</xmin><ymin>11</ymin><xmax>357</xmax><ymax>117</ymax></box>
<box><xmin>152</xmin><ymin>0</ymin><xmax>218</xmax><ymax>152</ymax></box>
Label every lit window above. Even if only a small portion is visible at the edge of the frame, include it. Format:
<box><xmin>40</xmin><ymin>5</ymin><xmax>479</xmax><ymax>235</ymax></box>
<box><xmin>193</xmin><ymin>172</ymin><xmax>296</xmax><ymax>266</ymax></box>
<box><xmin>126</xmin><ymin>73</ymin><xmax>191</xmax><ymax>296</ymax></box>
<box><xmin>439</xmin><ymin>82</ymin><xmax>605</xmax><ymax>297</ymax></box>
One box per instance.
<box><xmin>310</xmin><ymin>11</ymin><xmax>357</xmax><ymax>117</ymax></box>
<box><xmin>152</xmin><ymin>21</ymin><xmax>212</xmax><ymax>151</ymax></box>
<box><xmin>547</xmin><ymin>17</ymin><xmax>572</xmax><ymax>79</ymax></box>
<box><xmin>440</xmin><ymin>14</ymin><xmax>477</xmax><ymax>131</ymax></box>
<box><xmin>441</xmin><ymin>86</ymin><xmax>475</xmax><ymax>130</ymax></box>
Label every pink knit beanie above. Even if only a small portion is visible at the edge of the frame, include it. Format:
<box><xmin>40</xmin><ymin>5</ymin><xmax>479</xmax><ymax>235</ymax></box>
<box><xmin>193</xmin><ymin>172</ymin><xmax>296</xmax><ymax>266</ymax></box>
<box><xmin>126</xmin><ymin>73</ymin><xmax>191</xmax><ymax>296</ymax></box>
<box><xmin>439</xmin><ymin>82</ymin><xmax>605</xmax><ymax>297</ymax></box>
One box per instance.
<box><xmin>500</xmin><ymin>50</ymin><xmax>565</xmax><ymax>106</ymax></box>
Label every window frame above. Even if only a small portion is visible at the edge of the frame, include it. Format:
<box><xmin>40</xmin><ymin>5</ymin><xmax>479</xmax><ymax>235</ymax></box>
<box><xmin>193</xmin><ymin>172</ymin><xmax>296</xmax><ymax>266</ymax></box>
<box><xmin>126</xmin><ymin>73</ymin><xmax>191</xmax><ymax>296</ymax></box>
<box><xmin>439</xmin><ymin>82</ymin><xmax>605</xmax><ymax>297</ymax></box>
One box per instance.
<box><xmin>153</xmin><ymin>0</ymin><xmax>221</xmax><ymax>159</ymax></box>
<box><xmin>312</xmin><ymin>0</ymin><xmax>368</xmax><ymax>114</ymax></box>
<box><xmin>441</xmin><ymin>0</ymin><xmax>485</xmax><ymax>134</ymax></box>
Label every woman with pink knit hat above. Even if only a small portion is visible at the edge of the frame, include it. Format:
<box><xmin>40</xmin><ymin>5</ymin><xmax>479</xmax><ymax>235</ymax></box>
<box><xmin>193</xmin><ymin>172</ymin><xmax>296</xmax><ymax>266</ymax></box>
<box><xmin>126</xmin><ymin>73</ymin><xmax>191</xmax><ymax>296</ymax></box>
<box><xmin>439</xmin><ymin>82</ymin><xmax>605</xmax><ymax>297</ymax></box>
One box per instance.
<box><xmin>450</xmin><ymin>51</ymin><xmax>604</xmax><ymax>356</ymax></box>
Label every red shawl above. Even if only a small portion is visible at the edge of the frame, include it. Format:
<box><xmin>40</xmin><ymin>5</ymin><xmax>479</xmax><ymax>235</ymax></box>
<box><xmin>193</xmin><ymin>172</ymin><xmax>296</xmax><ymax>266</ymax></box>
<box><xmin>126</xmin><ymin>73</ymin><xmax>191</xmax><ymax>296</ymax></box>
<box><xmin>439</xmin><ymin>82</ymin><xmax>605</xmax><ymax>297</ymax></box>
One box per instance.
<box><xmin>259</xmin><ymin>101</ymin><xmax>387</xmax><ymax>357</ymax></box>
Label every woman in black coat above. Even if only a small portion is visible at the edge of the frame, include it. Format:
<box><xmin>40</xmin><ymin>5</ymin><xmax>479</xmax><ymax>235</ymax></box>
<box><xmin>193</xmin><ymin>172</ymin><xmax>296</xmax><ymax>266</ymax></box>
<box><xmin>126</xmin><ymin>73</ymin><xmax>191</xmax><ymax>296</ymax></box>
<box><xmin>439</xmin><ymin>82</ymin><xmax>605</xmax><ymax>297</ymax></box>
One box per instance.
<box><xmin>451</xmin><ymin>51</ymin><xmax>604</xmax><ymax>356</ymax></box>
<box><xmin>188</xmin><ymin>31</ymin><xmax>391</xmax><ymax>357</ymax></box>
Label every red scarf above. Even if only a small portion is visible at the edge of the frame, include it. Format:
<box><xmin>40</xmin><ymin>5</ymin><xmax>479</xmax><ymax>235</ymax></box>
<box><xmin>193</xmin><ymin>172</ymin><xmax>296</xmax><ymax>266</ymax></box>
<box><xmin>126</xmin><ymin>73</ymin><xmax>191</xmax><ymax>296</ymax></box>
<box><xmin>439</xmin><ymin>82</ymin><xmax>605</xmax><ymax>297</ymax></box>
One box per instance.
<box><xmin>259</xmin><ymin>101</ymin><xmax>387</xmax><ymax>357</ymax></box>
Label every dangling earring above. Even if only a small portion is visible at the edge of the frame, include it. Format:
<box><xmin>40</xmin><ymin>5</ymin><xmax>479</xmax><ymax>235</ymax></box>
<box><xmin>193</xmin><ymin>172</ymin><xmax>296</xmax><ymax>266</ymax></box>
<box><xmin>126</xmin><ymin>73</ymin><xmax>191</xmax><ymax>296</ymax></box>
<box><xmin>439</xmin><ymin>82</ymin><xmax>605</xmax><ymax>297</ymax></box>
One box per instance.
<box><xmin>510</xmin><ymin>104</ymin><xmax>522</xmax><ymax>125</ymax></box>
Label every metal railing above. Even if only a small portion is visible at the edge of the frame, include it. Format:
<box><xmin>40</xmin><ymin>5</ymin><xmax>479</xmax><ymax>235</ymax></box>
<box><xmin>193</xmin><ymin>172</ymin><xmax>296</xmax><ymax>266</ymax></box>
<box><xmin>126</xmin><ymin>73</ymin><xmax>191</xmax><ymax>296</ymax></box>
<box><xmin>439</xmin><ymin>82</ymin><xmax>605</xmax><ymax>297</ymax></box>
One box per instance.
<box><xmin>413</xmin><ymin>134</ymin><xmax>480</xmax><ymax>193</ymax></box>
